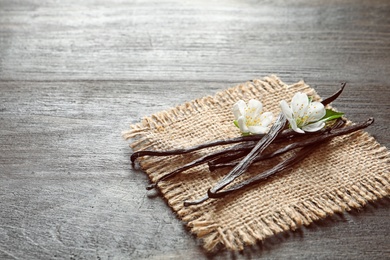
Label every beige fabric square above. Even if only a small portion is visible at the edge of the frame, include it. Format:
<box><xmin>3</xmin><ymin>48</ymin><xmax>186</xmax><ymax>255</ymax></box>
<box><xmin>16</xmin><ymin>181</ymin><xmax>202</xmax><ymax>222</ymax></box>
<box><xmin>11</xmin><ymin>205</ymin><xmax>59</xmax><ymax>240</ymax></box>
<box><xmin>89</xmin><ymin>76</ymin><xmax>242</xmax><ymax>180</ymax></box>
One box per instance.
<box><xmin>123</xmin><ymin>75</ymin><xmax>389</xmax><ymax>251</ymax></box>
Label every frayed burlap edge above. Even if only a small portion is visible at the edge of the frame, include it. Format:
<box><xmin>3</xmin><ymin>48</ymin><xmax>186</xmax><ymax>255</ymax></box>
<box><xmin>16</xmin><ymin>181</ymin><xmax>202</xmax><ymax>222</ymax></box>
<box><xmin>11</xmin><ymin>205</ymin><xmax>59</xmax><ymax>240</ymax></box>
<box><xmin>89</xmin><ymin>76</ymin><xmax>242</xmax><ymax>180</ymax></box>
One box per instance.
<box><xmin>123</xmin><ymin>75</ymin><xmax>390</xmax><ymax>251</ymax></box>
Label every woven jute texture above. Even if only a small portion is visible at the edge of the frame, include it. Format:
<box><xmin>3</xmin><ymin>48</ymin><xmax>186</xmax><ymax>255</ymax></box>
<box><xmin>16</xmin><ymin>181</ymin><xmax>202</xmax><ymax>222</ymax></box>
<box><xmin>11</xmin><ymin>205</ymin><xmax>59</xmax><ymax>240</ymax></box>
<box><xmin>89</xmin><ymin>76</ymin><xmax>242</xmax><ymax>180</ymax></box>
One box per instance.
<box><xmin>123</xmin><ymin>75</ymin><xmax>390</xmax><ymax>251</ymax></box>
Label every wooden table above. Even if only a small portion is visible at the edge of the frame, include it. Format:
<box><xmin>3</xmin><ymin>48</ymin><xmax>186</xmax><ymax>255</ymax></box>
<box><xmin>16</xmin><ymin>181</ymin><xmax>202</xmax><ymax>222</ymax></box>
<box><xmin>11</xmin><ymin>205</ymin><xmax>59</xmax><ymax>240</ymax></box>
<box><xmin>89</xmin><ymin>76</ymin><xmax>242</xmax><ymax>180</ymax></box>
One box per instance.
<box><xmin>1</xmin><ymin>0</ymin><xmax>389</xmax><ymax>259</ymax></box>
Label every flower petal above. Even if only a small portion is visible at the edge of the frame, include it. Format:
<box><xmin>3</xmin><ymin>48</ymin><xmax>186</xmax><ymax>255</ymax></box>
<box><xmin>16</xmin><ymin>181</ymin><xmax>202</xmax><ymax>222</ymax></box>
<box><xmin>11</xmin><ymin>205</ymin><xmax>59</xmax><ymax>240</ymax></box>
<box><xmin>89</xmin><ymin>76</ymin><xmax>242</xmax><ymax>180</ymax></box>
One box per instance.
<box><xmin>248</xmin><ymin>125</ymin><xmax>268</xmax><ymax>134</ymax></box>
<box><xmin>291</xmin><ymin>92</ymin><xmax>309</xmax><ymax>118</ymax></box>
<box><xmin>260</xmin><ymin>112</ymin><xmax>273</xmax><ymax>127</ymax></box>
<box><xmin>232</xmin><ymin>100</ymin><xmax>246</xmax><ymax>119</ymax></box>
<box><xmin>237</xmin><ymin>116</ymin><xmax>249</xmax><ymax>133</ymax></box>
<box><xmin>306</xmin><ymin>101</ymin><xmax>326</xmax><ymax>122</ymax></box>
<box><xmin>280</xmin><ymin>100</ymin><xmax>293</xmax><ymax>120</ymax></box>
<box><xmin>245</xmin><ymin>99</ymin><xmax>263</xmax><ymax>119</ymax></box>
<box><xmin>289</xmin><ymin>118</ymin><xmax>305</xmax><ymax>133</ymax></box>
<box><xmin>302</xmin><ymin>121</ymin><xmax>325</xmax><ymax>132</ymax></box>
<box><xmin>247</xmin><ymin>99</ymin><xmax>263</xmax><ymax>117</ymax></box>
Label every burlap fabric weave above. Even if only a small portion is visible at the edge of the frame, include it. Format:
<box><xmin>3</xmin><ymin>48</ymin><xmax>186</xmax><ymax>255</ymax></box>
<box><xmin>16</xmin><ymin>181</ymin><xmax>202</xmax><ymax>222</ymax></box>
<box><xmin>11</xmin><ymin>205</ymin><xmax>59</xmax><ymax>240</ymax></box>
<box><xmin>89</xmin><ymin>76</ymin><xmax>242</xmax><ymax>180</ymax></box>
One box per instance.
<box><xmin>123</xmin><ymin>75</ymin><xmax>390</xmax><ymax>251</ymax></box>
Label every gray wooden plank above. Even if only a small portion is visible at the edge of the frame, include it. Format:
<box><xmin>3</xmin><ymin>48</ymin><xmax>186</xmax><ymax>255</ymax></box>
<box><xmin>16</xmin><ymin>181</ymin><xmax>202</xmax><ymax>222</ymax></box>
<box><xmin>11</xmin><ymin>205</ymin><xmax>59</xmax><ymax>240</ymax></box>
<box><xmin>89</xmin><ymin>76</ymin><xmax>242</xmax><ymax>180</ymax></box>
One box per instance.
<box><xmin>1</xmin><ymin>1</ymin><xmax>389</xmax><ymax>83</ymax></box>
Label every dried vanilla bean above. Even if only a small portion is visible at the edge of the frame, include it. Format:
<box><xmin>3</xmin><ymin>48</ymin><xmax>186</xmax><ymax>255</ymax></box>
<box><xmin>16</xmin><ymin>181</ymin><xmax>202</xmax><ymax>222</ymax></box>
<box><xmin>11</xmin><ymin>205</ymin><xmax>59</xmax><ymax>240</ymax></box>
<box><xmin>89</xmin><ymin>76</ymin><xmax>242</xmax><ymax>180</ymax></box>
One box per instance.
<box><xmin>210</xmin><ymin>113</ymin><xmax>286</xmax><ymax>191</ymax></box>
<box><xmin>131</xmin><ymin>127</ymin><xmax>334</xmax><ymax>164</ymax></box>
<box><xmin>209</xmin><ymin>118</ymin><xmax>347</xmax><ymax>171</ymax></box>
<box><xmin>207</xmin><ymin>150</ymin><xmax>253</xmax><ymax>172</ymax></box>
<box><xmin>321</xmin><ymin>82</ymin><xmax>346</xmax><ymax>106</ymax></box>
<box><xmin>146</xmin><ymin>144</ymin><xmax>253</xmax><ymax>190</ymax></box>
<box><xmin>208</xmin><ymin>145</ymin><xmax>317</xmax><ymax>198</ymax></box>
<box><xmin>184</xmin><ymin>113</ymin><xmax>287</xmax><ymax>206</ymax></box>
<box><xmin>130</xmin><ymin>135</ymin><xmax>261</xmax><ymax>164</ymax></box>
<box><xmin>192</xmin><ymin>117</ymin><xmax>374</xmax><ymax>202</ymax></box>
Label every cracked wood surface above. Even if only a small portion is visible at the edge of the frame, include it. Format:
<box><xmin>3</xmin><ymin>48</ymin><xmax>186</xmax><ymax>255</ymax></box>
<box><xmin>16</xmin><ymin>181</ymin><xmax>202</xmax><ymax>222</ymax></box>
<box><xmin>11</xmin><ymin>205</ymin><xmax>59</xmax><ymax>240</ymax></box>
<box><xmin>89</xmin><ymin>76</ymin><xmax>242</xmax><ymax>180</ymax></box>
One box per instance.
<box><xmin>0</xmin><ymin>0</ymin><xmax>389</xmax><ymax>259</ymax></box>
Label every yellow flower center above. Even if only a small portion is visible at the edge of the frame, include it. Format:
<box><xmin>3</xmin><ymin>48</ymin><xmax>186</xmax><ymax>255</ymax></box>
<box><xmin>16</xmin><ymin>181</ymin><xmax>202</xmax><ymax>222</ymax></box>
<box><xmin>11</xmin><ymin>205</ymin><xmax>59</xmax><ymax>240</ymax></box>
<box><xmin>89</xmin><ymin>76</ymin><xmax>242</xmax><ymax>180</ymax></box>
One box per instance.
<box><xmin>245</xmin><ymin>107</ymin><xmax>262</xmax><ymax>126</ymax></box>
<box><xmin>295</xmin><ymin>115</ymin><xmax>309</xmax><ymax>127</ymax></box>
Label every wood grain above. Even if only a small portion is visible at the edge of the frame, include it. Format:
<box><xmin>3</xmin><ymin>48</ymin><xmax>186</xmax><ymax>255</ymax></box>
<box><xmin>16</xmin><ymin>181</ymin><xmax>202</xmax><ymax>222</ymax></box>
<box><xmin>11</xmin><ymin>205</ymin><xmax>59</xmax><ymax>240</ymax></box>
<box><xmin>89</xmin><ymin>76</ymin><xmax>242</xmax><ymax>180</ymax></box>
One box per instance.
<box><xmin>0</xmin><ymin>0</ymin><xmax>389</xmax><ymax>259</ymax></box>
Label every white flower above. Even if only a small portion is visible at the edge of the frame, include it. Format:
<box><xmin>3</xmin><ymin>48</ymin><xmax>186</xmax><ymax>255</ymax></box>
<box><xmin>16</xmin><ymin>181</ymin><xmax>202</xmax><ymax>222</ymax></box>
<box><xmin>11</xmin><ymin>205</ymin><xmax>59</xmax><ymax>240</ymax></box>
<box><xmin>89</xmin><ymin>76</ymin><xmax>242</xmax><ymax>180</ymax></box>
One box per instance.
<box><xmin>233</xmin><ymin>99</ymin><xmax>274</xmax><ymax>135</ymax></box>
<box><xmin>280</xmin><ymin>92</ymin><xmax>326</xmax><ymax>133</ymax></box>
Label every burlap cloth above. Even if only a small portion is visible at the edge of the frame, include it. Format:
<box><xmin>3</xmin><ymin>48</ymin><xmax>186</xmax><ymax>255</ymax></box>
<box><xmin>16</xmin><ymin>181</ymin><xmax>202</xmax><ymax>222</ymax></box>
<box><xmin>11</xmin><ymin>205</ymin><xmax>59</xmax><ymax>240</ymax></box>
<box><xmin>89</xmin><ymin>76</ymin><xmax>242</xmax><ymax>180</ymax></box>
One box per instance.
<box><xmin>123</xmin><ymin>75</ymin><xmax>390</xmax><ymax>251</ymax></box>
